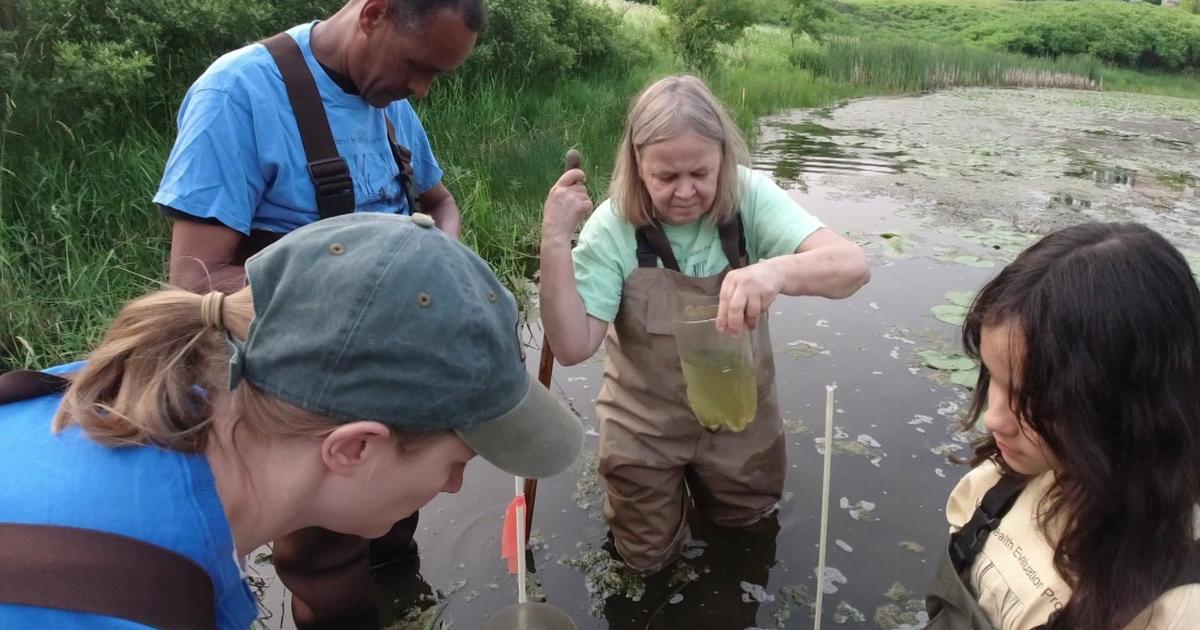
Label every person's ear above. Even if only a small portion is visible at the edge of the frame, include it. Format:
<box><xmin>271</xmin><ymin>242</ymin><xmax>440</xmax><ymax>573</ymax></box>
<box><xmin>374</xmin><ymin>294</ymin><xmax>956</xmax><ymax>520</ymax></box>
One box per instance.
<box><xmin>358</xmin><ymin>0</ymin><xmax>391</xmax><ymax>35</ymax></box>
<box><xmin>320</xmin><ymin>421</ymin><xmax>392</xmax><ymax>475</ymax></box>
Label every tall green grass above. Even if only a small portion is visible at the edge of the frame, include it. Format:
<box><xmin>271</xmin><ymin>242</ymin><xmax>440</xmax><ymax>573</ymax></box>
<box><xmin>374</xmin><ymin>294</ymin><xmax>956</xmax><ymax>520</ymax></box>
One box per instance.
<box><xmin>810</xmin><ymin>37</ymin><xmax>1102</xmax><ymax>91</ymax></box>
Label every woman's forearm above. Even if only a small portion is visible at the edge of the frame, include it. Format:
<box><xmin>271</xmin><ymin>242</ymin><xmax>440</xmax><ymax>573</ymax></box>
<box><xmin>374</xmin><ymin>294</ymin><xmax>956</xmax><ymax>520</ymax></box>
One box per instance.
<box><xmin>539</xmin><ymin>235</ymin><xmax>596</xmax><ymax>366</ymax></box>
<box><xmin>768</xmin><ymin>240</ymin><xmax>871</xmax><ymax>300</ymax></box>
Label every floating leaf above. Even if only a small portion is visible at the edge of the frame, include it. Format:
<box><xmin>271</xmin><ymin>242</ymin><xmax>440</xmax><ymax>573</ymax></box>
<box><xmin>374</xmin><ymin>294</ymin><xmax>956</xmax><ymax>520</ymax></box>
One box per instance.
<box><xmin>950</xmin><ymin>368</ymin><xmax>981</xmax><ymax>389</ymax></box>
<box><xmin>917</xmin><ymin>350</ymin><xmax>975</xmax><ymax>371</ymax></box>
<box><xmin>953</xmin><ymin>254</ymin><xmax>994</xmax><ymax>268</ymax></box>
<box><xmin>931</xmin><ymin>304</ymin><xmax>968</xmax><ymax>326</ymax></box>
<box><xmin>944</xmin><ymin>291</ymin><xmax>975</xmax><ymax>308</ymax></box>
<box><xmin>880</xmin><ymin>232</ymin><xmax>917</xmax><ymax>258</ymax></box>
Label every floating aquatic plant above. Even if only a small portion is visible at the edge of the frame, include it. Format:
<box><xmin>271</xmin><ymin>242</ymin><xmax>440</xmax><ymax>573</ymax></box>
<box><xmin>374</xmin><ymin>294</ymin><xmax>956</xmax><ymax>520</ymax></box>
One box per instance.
<box><xmin>931</xmin><ymin>246</ymin><xmax>995</xmax><ymax>268</ymax></box>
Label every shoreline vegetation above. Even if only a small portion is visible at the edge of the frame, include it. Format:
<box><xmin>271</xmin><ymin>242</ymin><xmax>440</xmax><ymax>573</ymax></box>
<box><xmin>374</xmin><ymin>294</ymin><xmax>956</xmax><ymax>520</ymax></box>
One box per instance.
<box><xmin>2</xmin><ymin>0</ymin><xmax>1198</xmax><ymax>369</ymax></box>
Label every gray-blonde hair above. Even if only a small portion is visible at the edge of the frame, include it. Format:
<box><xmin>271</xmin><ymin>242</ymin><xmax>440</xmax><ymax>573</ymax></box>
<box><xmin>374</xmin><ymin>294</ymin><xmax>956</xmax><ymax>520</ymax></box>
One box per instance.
<box><xmin>608</xmin><ymin>75</ymin><xmax>749</xmax><ymax>227</ymax></box>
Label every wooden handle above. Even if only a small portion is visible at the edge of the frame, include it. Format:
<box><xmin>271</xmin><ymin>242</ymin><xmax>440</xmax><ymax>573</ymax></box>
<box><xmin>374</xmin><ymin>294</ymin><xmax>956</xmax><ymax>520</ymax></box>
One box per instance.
<box><xmin>524</xmin><ymin>149</ymin><xmax>584</xmax><ymax>544</ymax></box>
<box><xmin>564</xmin><ymin>148</ymin><xmax>582</xmax><ymax>172</ymax></box>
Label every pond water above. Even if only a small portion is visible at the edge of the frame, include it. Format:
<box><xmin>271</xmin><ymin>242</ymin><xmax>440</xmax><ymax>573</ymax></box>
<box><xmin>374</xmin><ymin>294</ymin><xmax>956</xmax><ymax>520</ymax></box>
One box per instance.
<box><xmin>251</xmin><ymin>88</ymin><xmax>1200</xmax><ymax>630</ymax></box>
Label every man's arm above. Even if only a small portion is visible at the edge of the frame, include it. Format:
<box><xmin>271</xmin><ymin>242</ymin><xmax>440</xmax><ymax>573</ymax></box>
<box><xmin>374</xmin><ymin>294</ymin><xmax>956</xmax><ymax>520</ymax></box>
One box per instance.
<box><xmin>419</xmin><ymin>183</ymin><xmax>461</xmax><ymax>240</ymax></box>
<box><xmin>168</xmin><ymin>219</ymin><xmax>247</xmax><ymax>293</ymax></box>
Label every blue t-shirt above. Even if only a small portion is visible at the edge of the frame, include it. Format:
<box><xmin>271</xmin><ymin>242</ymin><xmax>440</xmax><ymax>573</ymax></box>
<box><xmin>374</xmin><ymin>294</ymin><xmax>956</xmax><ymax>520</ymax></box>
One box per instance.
<box><xmin>0</xmin><ymin>363</ymin><xmax>257</xmax><ymax>629</ymax></box>
<box><xmin>153</xmin><ymin>22</ymin><xmax>444</xmax><ymax>235</ymax></box>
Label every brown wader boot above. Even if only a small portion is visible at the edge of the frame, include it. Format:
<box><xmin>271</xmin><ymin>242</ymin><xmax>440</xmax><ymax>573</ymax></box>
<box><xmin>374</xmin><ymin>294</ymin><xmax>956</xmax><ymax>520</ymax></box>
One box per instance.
<box><xmin>274</xmin><ymin>513</ymin><xmax>420</xmax><ymax>630</ymax></box>
<box><xmin>596</xmin><ymin>216</ymin><xmax>786</xmax><ymax>573</ymax></box>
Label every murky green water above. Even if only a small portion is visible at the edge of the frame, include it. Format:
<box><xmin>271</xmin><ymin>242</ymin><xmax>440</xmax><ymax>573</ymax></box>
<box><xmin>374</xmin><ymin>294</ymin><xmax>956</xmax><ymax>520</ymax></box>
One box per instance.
<box><xmin>251</xmin><ymin>88</ymin><xmax>1200</xmax><ymax>629</ymax></box>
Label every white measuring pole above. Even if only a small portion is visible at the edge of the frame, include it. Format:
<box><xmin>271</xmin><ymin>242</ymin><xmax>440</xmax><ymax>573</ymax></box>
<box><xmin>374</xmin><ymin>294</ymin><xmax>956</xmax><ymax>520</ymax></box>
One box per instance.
<box><xmin>514</xmin><ymin>476</ymin><xmax>528</xmax><ymax>604</ymax></box>
<box><xmin>814</xmin><ymin>384</ymin><xmax>837</xmax><ymax>630</ymax></box>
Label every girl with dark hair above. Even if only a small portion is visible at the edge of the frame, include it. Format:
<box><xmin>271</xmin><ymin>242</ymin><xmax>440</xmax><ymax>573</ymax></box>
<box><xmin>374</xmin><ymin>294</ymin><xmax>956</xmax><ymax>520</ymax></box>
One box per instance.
<box><xmin>927</xmin><ymin>221</ymin><xmax>1200</xmax><ymax>629</ymax></box>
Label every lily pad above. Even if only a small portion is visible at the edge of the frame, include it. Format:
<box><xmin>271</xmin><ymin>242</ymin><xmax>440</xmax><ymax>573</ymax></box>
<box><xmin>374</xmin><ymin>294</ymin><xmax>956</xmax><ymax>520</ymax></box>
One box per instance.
<box><xmin>916</xmin><ymin>350</ymin><xmax>975</xmax><ymax>371</ymax></box>
<box><xmin>932</xmin><ymin>247</ymin><xmax>995</xmax><ymax>269</ymax></box>
<box><xmin>950</xmin><ymin>368</ymin><xmax>981</xmax><ymax>389</ymax></box>
<box><xmin>880</xmin><ymin>232</ymin><xmax>918</xmax><ymax>258</ymax></box>
<box><xmin>931</xmin><ymin>304</ymin><xmax>968</xmax><ymax>326</ymax></box>
<box><xmin>944</xmin><ymin>290</ymin><xmax>975</xmax><ymax>308</ymax></box>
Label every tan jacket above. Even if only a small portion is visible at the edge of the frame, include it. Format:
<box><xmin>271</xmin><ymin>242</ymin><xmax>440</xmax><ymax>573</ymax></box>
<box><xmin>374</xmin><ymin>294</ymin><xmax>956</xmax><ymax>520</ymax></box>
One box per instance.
<box><xmin>946</xmin><ymin>461</ymin><xmax>1200</xmax><ymax>629</ymax></box>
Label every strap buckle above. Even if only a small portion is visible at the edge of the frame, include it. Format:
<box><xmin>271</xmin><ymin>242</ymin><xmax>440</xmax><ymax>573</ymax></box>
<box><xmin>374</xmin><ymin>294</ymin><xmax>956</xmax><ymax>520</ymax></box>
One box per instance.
<box><xmin>307</xmin><ymin>157</ymin><xmax>354</xmax><ymax>216</ymax></box>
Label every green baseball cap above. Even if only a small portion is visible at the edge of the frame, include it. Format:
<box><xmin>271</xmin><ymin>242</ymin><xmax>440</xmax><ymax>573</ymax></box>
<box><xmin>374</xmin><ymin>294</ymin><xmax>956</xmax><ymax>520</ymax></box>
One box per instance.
<box><xmin>231</xmin><ymin>212</ymin><xmax>582</xmax><ymax>479</ymax></box>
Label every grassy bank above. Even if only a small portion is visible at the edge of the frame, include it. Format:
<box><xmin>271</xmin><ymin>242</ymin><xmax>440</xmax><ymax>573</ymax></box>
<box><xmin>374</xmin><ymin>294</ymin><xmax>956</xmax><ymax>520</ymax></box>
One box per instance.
<box><xmin>831</xmin><ymin>0</ymin><xmax>1200</xmax><ymax>72</ymax></box>
<box><xmin>2</xmin><ymin>0</ymin><xmax>1198</xmax><ymax>370</ymax></box>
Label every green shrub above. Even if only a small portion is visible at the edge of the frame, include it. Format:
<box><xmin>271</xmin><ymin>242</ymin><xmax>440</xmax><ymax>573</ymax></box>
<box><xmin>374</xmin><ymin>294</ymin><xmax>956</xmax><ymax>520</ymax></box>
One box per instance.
<box><xmin>785</xmin><ymin>0</ymin><xmax>836</xmax><ymax>40</ymax></box>
<box><xmin>833</xmin><ymin>0</ymin><xmax>1200</xmax><ymax>72</ymax></box>
<box><xmin>964</xmin><ymin>3</ymin><xmax>1200</xmax><ymax>71</ymax></box>
<box><xmin>660</xmin><ymin>0</ymin><xmax>759</xmax><ymax>68</ymax></box>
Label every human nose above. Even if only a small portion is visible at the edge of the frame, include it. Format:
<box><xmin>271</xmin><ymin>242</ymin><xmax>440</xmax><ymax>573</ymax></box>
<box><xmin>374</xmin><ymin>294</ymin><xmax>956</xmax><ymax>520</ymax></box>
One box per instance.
<box><xmin>442</xmin><ymin>464</ymin><xmax>465</xmax><ymax>494</ymax></box>
<box><xmin>982</xmin><ymin>395</ymin><xmax>1019</xmax><ymax>437</ymax></box>
<box><xmin>674</xmin><ymin>178</ymin><xmax>696</xmax><ymax>200</ymax></box>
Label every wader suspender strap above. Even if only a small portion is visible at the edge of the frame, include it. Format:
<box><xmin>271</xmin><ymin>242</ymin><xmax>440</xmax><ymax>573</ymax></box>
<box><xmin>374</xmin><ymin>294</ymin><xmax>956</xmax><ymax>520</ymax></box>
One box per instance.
<box><xmin>261</xmin><ymin>33</ymin><xmax>354</xmax><ymax>220</ymax></box>
<box><xmin>949</xmin><ymin>474</ymin><xmax>1027</xmax><ymax>574</ymax></box>
<box><xmin>0</xmin><ymin>369</ymin><xmax>69</xmax><ymax>404</ymax></box>
<box><xmin>635</xmin><ymin>215</ymin><xmax>747</xmax><ymax>272</ymax></box>
<box><xmin>0</xmin><ymin>371</ymin><xmax>217</xmax><ymax>630</ymax></box>
<box><xmin>385</xmin><ymin>118</ymin><xmax>422</xmax><ymax>215</ymax></box>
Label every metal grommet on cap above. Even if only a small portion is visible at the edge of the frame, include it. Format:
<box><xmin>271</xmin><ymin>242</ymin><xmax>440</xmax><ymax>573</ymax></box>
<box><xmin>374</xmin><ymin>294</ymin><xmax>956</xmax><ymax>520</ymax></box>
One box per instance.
<box><xmin>329</xmin><ymin>243</ymin><xmax>346</xmax><ymax>256</ymax></box>
<box><xmin>417</xmin><ymin>292</ymin><xmax>432</xmax><ymax>307</ymax></box>
<box><xmin>488</xmin><ymin>290</ymin><xmax>498</xmax><ymax>303</ymax></box>
<box><xmin>411</xmin><ymin>213</ymin><xmax>436</xmax><ymax>229</ymax></box>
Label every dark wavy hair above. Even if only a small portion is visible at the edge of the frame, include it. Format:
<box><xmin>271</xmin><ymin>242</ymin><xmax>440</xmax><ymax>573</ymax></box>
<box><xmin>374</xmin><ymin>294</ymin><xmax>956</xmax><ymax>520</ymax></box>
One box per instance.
<box><xmin>960</xmin><ymin>222</ymin><xmax>1200</xmax><ymax>629</ymax></box>
<box><xmin>389</xmin><ymin>0</ymin><xmax>484</xmax><ymax>31</ymax></box>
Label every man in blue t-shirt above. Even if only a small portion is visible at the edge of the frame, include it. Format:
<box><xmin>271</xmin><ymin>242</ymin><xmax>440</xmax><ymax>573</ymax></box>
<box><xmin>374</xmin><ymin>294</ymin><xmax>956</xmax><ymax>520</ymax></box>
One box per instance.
<box><xmin>153</xmin><ymin>1</ymin><xmax>484</xmax><ymax>628</ymax></box>
<box><xmin>156</xmin><ymin>0</ymin><xmax>479</xmax><ymax>294</ymax></box>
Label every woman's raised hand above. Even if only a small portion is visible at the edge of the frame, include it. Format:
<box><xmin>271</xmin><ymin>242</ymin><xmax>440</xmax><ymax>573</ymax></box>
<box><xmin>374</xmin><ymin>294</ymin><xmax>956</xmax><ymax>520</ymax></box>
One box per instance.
<box><xmin>542</xmin><ymin>167</ymin><xmax>593</xmax><ymax>246</ymax></box>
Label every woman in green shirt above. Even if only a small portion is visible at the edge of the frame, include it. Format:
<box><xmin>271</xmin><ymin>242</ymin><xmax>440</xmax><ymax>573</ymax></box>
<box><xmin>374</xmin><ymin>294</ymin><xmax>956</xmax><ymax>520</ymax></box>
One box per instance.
<box><xmin>539</xmin><ymin>75</ymin><xmax>870</xmax><ymax>572</ymax></box>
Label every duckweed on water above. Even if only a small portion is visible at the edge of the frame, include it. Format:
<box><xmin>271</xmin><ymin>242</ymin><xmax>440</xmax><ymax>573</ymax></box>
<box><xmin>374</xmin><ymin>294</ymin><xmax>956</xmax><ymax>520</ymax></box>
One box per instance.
<box><xmin>816</xmin><ymin>428</ymin><xmax>887</xmax><ymax>466</ymax></box>
<box><xmin>839</xmin><ymin>497</ymin><xmax>879</xmax><ymax>522</ymax></box>
<box><xmin>783</xmin><ymin>416</ymin><xmax>811</xmax><ymax>435</ymax></box>
<box><xmin>769</xmin><ymin>584</ymin><xmax>814</xmax><ymax>627</ymax></box>
<box><xmin>819</xmin><ymin>566</ymin><xmax>849</xmax><ymax>594</ymax></box>
<box><xmin>741</xmin><ymin>581</ymin><xmax>775</xmax><ymax>603</ymax></box>
<box><xmin>571</xmin><ymin>449</ymin><xmax>603</xmax><ymax>517</ymax></box>
<box><xmin>559</xmin><ymin>546</ymin><xmax>647</xmax><ymax>617</ymax></box>
<box><xmin>783</xmin><ymin>338</ymin><xmax>828</xmax><ymax>360</ymax></box>
<box><xmin>833</xmin><ymin>601</ymin><xmax>867</xmax><ymax>624</ymax></box>
<box><xmin>874</xmin><ymin>582</ymin><xmax>929</xmax><ymax>630</ymax></box>
<box><xmin>899</xmin><ymin>541</ymin><xmax>927</xmax><ymax>555</ymax></box>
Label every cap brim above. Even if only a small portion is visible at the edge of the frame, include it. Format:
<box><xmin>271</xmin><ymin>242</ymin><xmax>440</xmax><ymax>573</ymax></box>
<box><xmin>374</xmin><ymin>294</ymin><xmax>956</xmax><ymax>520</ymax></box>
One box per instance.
<box><xmin>456</xmin><ymin>375</ymin><xmax>584</xmax><ymax>479</ymax></box>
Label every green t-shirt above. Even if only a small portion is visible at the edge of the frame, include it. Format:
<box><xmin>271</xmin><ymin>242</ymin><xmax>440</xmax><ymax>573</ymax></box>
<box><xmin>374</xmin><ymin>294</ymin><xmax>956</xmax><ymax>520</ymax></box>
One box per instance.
<box><xmin>573</xmin><ymin>166</ymin><xmax>824</xmax><ymax>322</ymax></box>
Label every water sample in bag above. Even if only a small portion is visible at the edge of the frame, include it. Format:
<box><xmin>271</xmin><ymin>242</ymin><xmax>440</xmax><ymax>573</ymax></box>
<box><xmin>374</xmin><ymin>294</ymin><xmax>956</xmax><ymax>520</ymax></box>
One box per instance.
<box><xmin>673</xmin><ymin>297</ymin><xmax>757</xmax><ymax>432</ymax></box>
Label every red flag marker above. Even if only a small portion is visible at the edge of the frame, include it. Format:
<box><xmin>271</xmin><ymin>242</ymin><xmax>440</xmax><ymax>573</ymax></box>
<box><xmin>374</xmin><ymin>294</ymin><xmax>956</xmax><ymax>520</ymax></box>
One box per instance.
<box><xmin>501</xmin><ymin>494</ymin><xmax>526</xmax><ymax>575</ymax></box>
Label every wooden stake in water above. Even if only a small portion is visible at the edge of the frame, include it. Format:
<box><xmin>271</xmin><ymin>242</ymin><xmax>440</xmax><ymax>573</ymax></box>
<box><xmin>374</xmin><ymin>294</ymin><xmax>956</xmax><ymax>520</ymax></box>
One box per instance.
<box><xmin>814</xmin><ymin>384</ymin><xmax>836</xmax><ymax>630</ymax></box>
<box><xmin>514</xmin><ymin>477</ymin><xmax>528</xmax><ymax>605</ymax></box>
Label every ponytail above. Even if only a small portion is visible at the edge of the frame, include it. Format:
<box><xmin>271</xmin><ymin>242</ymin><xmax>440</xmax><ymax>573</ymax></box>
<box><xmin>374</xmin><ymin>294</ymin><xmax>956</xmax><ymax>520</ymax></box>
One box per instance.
<box><xmin>54</xmin><ymin>287</ymin><xmax>255</xmax><ymax>452</ymax></box>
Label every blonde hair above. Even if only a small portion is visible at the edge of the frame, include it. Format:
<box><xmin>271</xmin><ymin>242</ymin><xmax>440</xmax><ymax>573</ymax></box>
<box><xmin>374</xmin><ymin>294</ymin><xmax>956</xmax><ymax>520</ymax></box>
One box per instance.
<box><xmin>608</xmin><ymin>75</ymin><xmax>750</xmax><ymax>227</ymax></box>
<box><xmin>53</xmin><ymin>287</ymin><xmax>342</xmax><ymax>452</ymax></box>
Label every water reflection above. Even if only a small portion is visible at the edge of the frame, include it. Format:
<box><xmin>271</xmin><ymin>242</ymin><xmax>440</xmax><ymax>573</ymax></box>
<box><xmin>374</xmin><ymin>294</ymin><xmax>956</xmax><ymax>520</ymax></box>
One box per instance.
<box><xmin>1064</xmin><ymin>164</ymin><xmax>1136</xmax><ymax>189</ymax></box>
<box><xmin>756</xmin><ymin>120</ymin><xmax>911</xmax><ymax>190</ymax></box>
